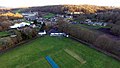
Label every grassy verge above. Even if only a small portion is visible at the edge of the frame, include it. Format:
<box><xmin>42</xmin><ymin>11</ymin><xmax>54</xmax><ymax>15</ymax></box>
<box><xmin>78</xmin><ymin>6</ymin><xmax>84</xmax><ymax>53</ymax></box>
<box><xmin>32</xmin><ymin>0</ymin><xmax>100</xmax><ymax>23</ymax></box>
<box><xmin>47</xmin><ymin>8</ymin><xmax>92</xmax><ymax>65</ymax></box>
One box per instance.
<box><xmin>0</xmin><ymin>31</ymin><xmax>10</xmax><ymax>37</ymax></box>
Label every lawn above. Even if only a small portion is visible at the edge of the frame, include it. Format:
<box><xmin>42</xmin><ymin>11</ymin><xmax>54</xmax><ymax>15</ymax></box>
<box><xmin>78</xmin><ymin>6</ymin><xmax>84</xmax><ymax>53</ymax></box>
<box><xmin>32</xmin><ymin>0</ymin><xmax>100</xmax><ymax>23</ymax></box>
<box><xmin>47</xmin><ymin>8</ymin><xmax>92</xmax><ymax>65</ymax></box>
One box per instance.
<box><xmin>0</xmin><ymin>31</ymin><xmax>10</xmax><ymax>37</ymax></box>
<box><xmin>0</xmin><ymin>36</ymin><xmax>119</xmax><ymax>68</ymax></box>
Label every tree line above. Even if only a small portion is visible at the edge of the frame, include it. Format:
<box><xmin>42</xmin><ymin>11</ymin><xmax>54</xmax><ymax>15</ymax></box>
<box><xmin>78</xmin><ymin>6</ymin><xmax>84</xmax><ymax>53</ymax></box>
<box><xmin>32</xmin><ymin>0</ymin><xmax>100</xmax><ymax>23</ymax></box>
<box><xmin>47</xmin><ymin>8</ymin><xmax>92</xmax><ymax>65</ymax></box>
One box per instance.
<box><xmin>57</xmin><ymin>19</ymin><xmax>120</xmax><ymax>57</ymax></box>
<box><xmin>0</xmin><ymin>26</ymin><xmax>37</xmax><ymax>51</ymax></box>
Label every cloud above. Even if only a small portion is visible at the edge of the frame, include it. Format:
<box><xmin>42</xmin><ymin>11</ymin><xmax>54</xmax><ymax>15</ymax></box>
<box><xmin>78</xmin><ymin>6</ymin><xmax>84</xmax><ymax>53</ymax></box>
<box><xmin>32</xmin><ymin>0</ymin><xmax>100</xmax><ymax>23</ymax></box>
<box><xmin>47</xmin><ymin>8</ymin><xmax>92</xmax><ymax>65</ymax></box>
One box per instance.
<box><xmin>0</xmin><ymin>0</ymin><xmax>119</xmax><ymax>8</ymax></box>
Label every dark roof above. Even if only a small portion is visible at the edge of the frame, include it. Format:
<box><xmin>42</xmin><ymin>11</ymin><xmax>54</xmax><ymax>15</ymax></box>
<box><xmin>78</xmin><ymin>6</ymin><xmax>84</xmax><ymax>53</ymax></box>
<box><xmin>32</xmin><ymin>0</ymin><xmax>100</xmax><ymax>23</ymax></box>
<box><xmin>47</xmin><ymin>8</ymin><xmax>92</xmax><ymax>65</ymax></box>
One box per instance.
<box><xmin>48</xmin><ymin>28</ymin><xmax>59</xmax><ymax>34</ymax></box>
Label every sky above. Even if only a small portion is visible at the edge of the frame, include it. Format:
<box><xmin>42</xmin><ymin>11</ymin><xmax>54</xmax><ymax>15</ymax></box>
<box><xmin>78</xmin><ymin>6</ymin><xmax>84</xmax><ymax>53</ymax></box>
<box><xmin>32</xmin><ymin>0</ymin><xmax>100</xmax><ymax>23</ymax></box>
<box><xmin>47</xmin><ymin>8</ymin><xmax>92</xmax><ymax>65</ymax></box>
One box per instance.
<box><xmin>0</xmin><ymin>0</ymin><xmax>120</xmax><ymax>8</ymax></box>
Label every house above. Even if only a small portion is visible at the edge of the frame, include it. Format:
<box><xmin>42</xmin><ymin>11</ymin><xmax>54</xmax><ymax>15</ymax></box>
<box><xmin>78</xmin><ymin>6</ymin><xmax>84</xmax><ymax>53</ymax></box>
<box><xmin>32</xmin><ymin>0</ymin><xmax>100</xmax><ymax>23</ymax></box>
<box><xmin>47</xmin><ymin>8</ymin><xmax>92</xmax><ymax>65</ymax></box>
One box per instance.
<box><xmin>22</xmin><ymin>12</ymin><xmax>38</xmax><ymax>21</ymax></box>
<box><xmin>84</xmin><ymin>19</ymin><xmax>108</xmax><ymax>27</ymax></box>
<box><xmin>25</xmin><ymin>16</ymin><xmax>38</xmax><ymax>21</ymax></box>
<box><xmin>38</xmin><ymin>30</ymin><xmax>46</xmax><ymax>36</ymax></box>
<box><xmin>71</xmin><ymin>22</ymin><xmax>77</xmax><ymax>24</ymax></box>
<box><xmin>50</xmin><ymin>33</ymin><xmax>66</xmax><ymax>36</ymax></box>
<box><xmin>48</xmin><ymin>27</ymin><xmax>69</xmax><ymax>37</ymax></box>
<box><xmin>48</xmin><ymin>28</ymin><xmax>59</xmax><ymax>34</ymax></box>
<box><xmin>103</xmin><ymin>23</ymin><xmax>107</xmax><ymax>26</ymax></box>
<box><xmin>85</xmin><ymin>19</ymin><xmax>92</xmax><ymax>23</ymax></box>
<box><xmin>13</xmin><ymin>19</ymin><xmax>24</xmax><ymax>22</ymax></box>
<box><xmin>73</xmin><ymin>12</ymin><xmax>84</xmax><ymax>14</ymax></box>
<box><xmin>65</xmin><ymin>11</ymin><xmax>84</xmax><ymax>15</ymax></box>
<box><xmin>22</xmin><ymin>12</ymin><xmax>38</xmax><ymax>17</ymax></box>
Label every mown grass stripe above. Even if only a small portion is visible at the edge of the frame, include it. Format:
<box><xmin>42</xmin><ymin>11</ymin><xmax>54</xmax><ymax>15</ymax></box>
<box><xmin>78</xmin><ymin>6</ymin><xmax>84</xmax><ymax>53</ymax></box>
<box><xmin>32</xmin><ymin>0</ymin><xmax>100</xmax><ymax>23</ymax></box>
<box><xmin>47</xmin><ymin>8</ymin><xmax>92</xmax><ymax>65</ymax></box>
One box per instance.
<box><xmin>64</xmin><ymin>49</ymin><xmax>86</xmax><ymax>64</ymax></box>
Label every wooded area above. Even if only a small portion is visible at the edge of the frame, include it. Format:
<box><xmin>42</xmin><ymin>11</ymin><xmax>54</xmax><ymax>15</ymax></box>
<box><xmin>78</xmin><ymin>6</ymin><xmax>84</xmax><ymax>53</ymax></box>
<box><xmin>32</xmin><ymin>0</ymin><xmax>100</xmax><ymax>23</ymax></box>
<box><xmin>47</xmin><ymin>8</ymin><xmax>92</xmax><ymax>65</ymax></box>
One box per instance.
<box><xmin>58</xmin><ymin>19</ymin><xmax>120</xmax><ymax>57</ymax></box>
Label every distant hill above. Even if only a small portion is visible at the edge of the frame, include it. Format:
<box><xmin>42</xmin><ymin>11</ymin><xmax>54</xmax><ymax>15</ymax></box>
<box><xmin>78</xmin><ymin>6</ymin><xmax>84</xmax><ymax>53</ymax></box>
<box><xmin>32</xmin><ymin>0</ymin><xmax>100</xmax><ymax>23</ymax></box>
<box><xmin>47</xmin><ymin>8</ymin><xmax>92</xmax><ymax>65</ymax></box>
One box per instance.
<box><xmin>0</xmin><ymin>6</ymin><xmax>8</xmax><ymax>9</ymax></box>
<box><xmin>0</xmin><ymin>6</ymin><xmax>11</xmax><ymax>13</ymax></box>
<box><xmin>10</xmin><ymin>5</ymin><xmax>120</xmax><ymax>14</ymax></box>
<box><xmin>12</xmin><ymin>5</ymin><xmax>115</xmax><ymax>14</ymax></box>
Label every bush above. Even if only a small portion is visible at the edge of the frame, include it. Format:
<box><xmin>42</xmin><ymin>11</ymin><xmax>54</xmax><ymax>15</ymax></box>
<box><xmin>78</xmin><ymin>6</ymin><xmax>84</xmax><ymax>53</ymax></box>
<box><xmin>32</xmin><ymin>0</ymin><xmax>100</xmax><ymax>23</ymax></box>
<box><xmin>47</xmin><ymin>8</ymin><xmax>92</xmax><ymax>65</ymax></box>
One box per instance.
<box><xmin>10</xmin><ymin>35</ymin><xmax>18</xmax><ymax>45</ymax></box>
<box><xmin>94</xmin><ymin>34</ymin><xmax>115</xmax><ymax>50</ymax></box>
<box><xmin>21</xmin><ymin>26</ymin><xmax>37</xmax><ymax>39</ymax></box>
<box><xmin>0</xmin><ymin>21</ymin><xmax>12</xmax><ymax>30</ymax></box>
<box><xmin>13</xmin><ymin>30</ymin><xmax>23</xmax><ymax>42</ymax></box>
<box><xmin>0</xmin><ymin>37</ymin><xmax>14</xmax><ymax>50</ymax></box>
<box><xmin>0</xmin><ymin>26</ymin><xmax>3</xmax><ymax>31</ymax></box>
<box><xmin>112</xmin><ymin>41</ymin><xmax>120</xmax><ymax>57</ymax></box>
<box><xmin>111</xmin><ymin>25</ymin><xmax>120</xmax><ymax>36</ymax></box>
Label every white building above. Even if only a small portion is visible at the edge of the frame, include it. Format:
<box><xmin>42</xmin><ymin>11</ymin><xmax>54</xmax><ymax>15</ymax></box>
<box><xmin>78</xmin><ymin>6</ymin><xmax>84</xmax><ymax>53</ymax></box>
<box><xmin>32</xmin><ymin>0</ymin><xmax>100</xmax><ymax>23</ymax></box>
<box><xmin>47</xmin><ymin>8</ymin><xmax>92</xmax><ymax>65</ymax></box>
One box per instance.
<box><xmin>22</xmin><ymin>12</ymin><xmax>38</xmax><ymax>17</ymax></box>
<box><xmin>38</xmin><ymin>30</ymin><xmax>46</xmax><ymax>36</ymax></box>
<box><xmin>10</xmin><ymin>22</ymin><xmax>30</xmax><ymax>28</ymax></box>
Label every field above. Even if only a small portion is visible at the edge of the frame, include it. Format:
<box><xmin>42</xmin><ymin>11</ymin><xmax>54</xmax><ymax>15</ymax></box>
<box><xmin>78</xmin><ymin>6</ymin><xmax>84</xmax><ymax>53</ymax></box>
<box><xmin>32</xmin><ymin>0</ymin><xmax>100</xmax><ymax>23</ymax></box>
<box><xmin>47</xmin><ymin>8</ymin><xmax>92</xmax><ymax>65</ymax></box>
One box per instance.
<box><xmin>0</xmin><ymin>36</ymin><xmax>119</xmax><ymax>68</ymax></box>
<box><xmin>43</xmin><ymin>13</ymin><xmax>55</xmax><ymax>19</ymax></box>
